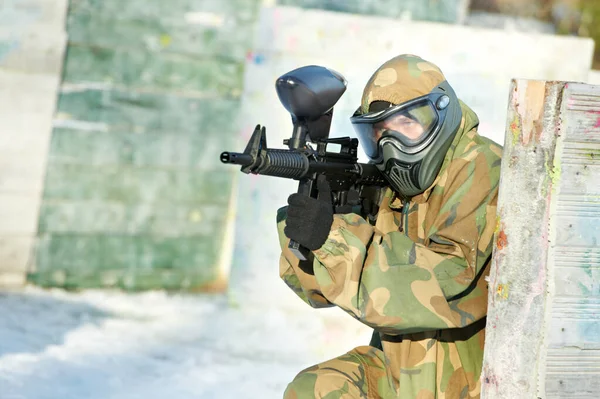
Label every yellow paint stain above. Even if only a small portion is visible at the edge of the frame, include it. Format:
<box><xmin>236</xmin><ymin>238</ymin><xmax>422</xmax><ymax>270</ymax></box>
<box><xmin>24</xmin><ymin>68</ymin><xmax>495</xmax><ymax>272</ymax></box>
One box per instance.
<box><xmin>549</xmin><ymin>162</ymin><xmax>562</xmax><ymax>187</ymax></box>
<box><xmin>496</xmin><ymin>284</ymin><xmax>509</xmax><ymax>299</ymax></box>
<box><xmin>159</xmin><ymin>34</ymin><xmax>172</xmax><ymax>48</ymax></box>
<box><xmin>55</xmin><ymin>112</ymin><xmax>73</xmax><ymax>120</ymax></box>
<box><xmin>510</xmin><ymin>115</ymin><xmax>521</xmax><ymax>145</ymax></box>
<box><xmin>189</xmin><ymin>210</ymin><xmax>202</xmax><ymax>222</ymax></box>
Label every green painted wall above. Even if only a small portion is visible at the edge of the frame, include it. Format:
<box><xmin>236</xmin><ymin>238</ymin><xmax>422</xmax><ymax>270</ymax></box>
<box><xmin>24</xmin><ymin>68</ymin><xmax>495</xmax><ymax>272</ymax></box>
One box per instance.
<box><xmin>29</xmin><ymin>0</ymin><xmax>261</xmax><ymax>291</ymax></box>
<box><xmin>277</xmin><ymin>0</ymin><xmax>469</xmax><ymax>23</ymax></box>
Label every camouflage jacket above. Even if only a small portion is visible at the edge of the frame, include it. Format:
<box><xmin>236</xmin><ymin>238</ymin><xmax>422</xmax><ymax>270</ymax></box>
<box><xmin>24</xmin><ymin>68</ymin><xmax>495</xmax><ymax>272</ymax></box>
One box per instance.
<box><xmin>277</xmin><ymin>101</ymin><xmax>502</xmax><ymax>398</ymax></box>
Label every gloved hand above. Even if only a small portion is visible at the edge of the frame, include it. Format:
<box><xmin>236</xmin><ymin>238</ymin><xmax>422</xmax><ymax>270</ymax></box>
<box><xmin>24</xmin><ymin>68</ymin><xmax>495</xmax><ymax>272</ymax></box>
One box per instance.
<box><xmin>284</xmin><ymin>177</ymin><xmax>334</xmax><ymax>251</ymax></box>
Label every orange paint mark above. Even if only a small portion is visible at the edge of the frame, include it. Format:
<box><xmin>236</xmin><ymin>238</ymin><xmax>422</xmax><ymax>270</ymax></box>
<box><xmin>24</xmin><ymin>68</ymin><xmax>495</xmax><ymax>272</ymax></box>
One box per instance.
<box><xmin>497</xmin><ymin>229</ymin><xmax>508</xmax><ymax>250</ymax></box>
<box><xmin>496</xmin><ymin>284</ymin><xmax>509</xmax><ymax>299</ymax></box>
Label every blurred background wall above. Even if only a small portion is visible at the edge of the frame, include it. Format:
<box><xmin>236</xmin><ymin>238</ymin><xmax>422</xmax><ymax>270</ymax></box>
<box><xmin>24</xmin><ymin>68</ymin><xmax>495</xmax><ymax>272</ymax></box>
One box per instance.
<box><xmin>27</xmin><ymin>0</ymin><xmax>266</xmax><ymax>291</ymax></box>
<box><xmin>0</xmin><ymin>0</ymin><xmax>68</xmax><ymax>287</ymax></box>
<box><xmin>1</xmin><ymin>0</ymin><xmax>599</xmax><ymax>293</ymax></box>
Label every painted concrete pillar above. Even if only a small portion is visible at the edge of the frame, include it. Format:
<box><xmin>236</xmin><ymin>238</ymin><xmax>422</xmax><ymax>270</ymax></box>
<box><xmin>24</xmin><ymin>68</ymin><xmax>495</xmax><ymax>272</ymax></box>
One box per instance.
<box><xmin>482</xmin><ymin>80</ymin><xmax>600</xmax><ymax>398</ymax></box>
<box><xmin>0</xmin><ymin>0</ymin><xmax>69</xmax><ymax>287</ymax></box>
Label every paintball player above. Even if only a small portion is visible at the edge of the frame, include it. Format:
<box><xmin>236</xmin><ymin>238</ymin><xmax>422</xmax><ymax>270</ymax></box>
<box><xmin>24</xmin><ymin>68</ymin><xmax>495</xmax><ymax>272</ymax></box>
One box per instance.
<box><xmin>276</xmin><ymin>54</ymin><xmax>502</xmax><ymax>398</ymax></box>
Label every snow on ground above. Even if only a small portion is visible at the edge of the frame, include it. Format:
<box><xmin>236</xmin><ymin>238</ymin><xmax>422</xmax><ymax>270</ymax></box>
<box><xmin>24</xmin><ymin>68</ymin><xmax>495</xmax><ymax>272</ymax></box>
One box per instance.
<box><xmin>0</xmin><ymin>286</ymin><xmax>372</xmax><ymax>399</ymax></box>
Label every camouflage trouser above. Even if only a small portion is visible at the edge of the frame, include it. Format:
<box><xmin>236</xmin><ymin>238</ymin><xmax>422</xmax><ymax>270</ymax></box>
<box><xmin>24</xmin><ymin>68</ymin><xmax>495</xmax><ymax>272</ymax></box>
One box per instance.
<box><xmin>283</xmin><ymin>346</ymin><xmax>397</xmax><ymax>399</ymax></box>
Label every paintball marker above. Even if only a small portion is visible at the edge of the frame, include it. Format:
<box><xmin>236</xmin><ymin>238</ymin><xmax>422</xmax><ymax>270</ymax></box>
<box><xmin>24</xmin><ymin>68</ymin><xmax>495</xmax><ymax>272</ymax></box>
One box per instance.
<box><xmin>220</xmin><ymin>65</ymin><xmax>387</xmax><ymax>261</ymax></box>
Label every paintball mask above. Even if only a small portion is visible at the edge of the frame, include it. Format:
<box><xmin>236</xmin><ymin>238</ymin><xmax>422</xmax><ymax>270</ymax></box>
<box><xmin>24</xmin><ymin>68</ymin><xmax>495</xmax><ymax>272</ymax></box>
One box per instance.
<box><xmin>350</xmin><ymin>81</ymin><xmax>462</xmax><ymax>199</ymax></box>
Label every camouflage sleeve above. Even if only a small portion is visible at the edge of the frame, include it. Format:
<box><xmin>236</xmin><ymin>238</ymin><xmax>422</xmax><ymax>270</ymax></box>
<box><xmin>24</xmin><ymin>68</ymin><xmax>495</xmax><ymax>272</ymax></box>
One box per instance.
<box><xmin>276</xmin><ymin>206</ymin><xmax>334</xmax><ymax>308</ymax></box>
<box><xmin>311</xmin><ymin>148</ymin><xmax>501</xmax><ymax>334</ymax></box>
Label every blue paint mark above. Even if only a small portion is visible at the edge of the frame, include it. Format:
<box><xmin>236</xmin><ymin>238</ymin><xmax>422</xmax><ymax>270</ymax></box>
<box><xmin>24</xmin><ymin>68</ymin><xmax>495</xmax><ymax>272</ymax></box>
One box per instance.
<box><xmin>0</xmin><ymin>41</ymin><xmax>20</xmax><ymax>63</ymax></box>
<box><xmin>253</xmin><ymin>53</ymin><xmax>266</xmax><ymax>65</ymax></box>
<box><xmin>0</xmin><ymin>0</ymin><xmax>43</xmax><ymax>63</ymax></box>
<box><xmin>579</xmin><ymin>319</ymin><xmax>600</xmax><ymax>345</ymax></box>
<box><xmin>246</xmin><ymin>51</ymin><xmax>266</xmax><ymax>65</ymax></box>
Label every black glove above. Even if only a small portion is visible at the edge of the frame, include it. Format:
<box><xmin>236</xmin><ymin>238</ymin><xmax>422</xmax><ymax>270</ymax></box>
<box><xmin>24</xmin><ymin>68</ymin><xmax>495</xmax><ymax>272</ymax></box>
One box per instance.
<box><xmin>284</xmin><ymin>177</ymin><xmax>334</xmax><ymax>250</ymax></box>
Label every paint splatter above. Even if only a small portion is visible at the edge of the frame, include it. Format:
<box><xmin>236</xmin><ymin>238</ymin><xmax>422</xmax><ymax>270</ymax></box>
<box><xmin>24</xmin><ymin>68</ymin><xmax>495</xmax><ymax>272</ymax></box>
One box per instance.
<box><xmin>287</xmin><ymin>36</ymin><xmax>298</xmax><ymax>51</ymax></box>
<box><xmin>510</xmin><ymin>115</ymin><xmax>521</xmax><ymax>145</ymax></box>
<box><xmin>494</xmin><ymin>216</ymin><xmax>502</xmax><ymax>234</ymax></box>
<box><xmin>496</xmin><ymin>284</ymin><xmax>509</xmax><ymax>299</ymax></box>
<box><xmin>246</xmin><ymin>51</ymin><xmax>266</xmax><ymax>65</ymax></box>
<box><xmin>159</xmin><ymin>34</ymin><xmax>172</xmax><ymax>48</ymax></box>
<box><xmin>188</xmin><ymin>210</ymin><xmax>202</xmax><ymax>223</ymax></box>
<box><xmin>585</xmin><ymin>110</ymin><xmax>600</xmax><ymax>131</ymax></box>
<box><xmin>496</xmin><ymin>229</ymin><xmax>508</xmax><ymax>250</ymax></box>
<box><xmin>482</xmin><ymin>365</ymin><xmax>500</xmax><ymax>388</ymax></box>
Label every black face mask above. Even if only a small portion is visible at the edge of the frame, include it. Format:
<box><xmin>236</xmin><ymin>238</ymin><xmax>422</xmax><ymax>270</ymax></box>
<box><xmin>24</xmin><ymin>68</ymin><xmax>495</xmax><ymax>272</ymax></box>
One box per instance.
<box><xmin>384</xmin><ymin>158</ymin><xmax>421</xmax><ymax>200</ymax></box>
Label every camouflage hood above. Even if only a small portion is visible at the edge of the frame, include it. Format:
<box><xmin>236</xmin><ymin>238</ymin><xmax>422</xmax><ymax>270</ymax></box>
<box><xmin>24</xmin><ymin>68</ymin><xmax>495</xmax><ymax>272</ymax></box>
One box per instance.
<box><xmin>360</xmin><ymin>54</ymin><xmax>447</xmax><ymax>114</ymax></box>
<box><xmin>435</xmin><ymin>100</ymin><xmax>480</xmax><ymax>183</ymax></box>
<box><xmin>357</xmin><ymin>54</ymin><xmax>475</xmax><ymax>199</ymax></box>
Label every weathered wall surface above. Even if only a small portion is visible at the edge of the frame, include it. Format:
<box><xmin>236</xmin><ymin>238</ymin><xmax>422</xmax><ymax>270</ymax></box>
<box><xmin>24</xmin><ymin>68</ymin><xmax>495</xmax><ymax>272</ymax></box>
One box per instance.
<box><xmin>276</xmin><ymin>0</ymin><xmax>470</xmax><ymax>23</ymax></box>
<box><xmin>589</xmin><ymin>70</ymin><xmax>600</xmax><ymax>85</ymax></box>
<box><xmin>481</xmin><ymin>80</ymin><xmax>600</xmax><ymax>398</ymax></box>
<box><xmin>0</xmin><ymin>0</ymin><xmax>69</xmax><ymax>287</ymax></box>
<box><xmin>27</xmin><ymin>0</ymin><xmax>262</xmax><ymax>290</ymax></box>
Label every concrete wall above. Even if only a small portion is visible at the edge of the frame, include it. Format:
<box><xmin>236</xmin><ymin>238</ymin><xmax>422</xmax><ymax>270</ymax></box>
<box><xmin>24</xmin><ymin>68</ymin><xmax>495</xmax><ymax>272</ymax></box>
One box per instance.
<box><xmin>0</xmin><ymin>0</ymin><xmax>68</xmax><ymax>287</ymax></box>
<box><xmin>482</xmin><ymin>80</ymin><xmax>600</xmax><ymax>398</ymax></box>
<box><xmin>25</xmin><ymin>0</ymin><xmax>263</xmax><ymax>291</ymax></box>
<box><xmin>589</xmin><ymin>70</ymin><xmax>600</xmax><ymax>85</ymax></box>
<box><xmin>276</xmin><ymin>0</ymin><xmax>470</xmax><ymax>23</ymax></box>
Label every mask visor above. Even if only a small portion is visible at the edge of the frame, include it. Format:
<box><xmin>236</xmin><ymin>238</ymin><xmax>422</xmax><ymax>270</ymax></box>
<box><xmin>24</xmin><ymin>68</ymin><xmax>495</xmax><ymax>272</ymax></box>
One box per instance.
<box><xmin>351</xmin><ymin>99</ymin><xmax>439</xmax><ymax>159</ymax></box>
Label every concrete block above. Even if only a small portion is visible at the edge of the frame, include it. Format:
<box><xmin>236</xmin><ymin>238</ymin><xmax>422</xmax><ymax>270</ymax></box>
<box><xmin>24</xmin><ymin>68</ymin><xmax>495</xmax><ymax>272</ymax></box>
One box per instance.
<box><xmin>67</xmin><ymin>0</ymin><xmax>257</xmax><ymax>26</ymax></box>
<box><xmin>0</xmin><ymin>31</ymin><xmax>66</xmax><ymax>75</ymax></box>
<box><xmin>589</xmin><ymin>70</ymin><xmax>600</xmax><ymax>85</ymax></box>
<box><xmin>30</xmin><ymin>0</ymin><xmax>262</xmax><ymax>291</ymax></box>
<box><xmin>37</xmin><ymin>201</ymin><xmax>228</xmax><ymax>237</ymax></box>
<box><xmin>0</xmin><ymin>236</ymin><xmax>35</xmax><ymax>273</ymax></box>
<box><xmin>0</xmin><ymin>0</ymin><xmax>69</xmax><ymax>30</ymax></box>
<box><xmin>0</xmin><ymin>73</ymin><xmax>55</xmax><ymax>195</ymax></box>
<box><xmin>465</xmin><ymin>11</ymin><xmax>556</xmax><ymax>33</ymax></box>
<box><xmin>47</xmin><ymin>129</ymin><xmax>232</xmax><ymax>171</ymax></box>
<box><xmin>0</xmin><ymin>72</ymin><xmax>56</xmax><ymax>196</ymax></box>
<box><xmin>54</xmin><ymin>87</ymin><xmax>241</xmax><ymax>134</ymax></box>
<box><xmin>41</xmin><ymin>164</ymin><xmax>234</xmax><ymax>205</ymax></box>
<box><xmin>481</xmin><ymin>80</ymin><xmax>600</xmax><ymax>398</ymax></box>
<box><xmin>66</xmin><ymin>9</ymin><xmax>257</xmax><ymax>60</ymax></box>
<box><xmin>276</xmin><ymin>0</ymin><xmax>470</xmax><ymax>23</ymax></box>
<box><xmin>0</xmin><ymin>152</ymin><xmax>47</xmax><ymax>195</ymax></box>
<box><xmin>0</xmin><ymin>0</ymin><xmax>68</xmax><ymax>74</ymax></box>
<box><xmin>0</xmin><ymin>193</ymin><xmax>41</xmax><ymax>235</ymax></box>
<box><xmin>0</xmin><ymin>0</ymin><xmax>68</xmax><ymax>285</ymax></box>
<box><xmin>30</xmin><ymin>233</ymin><xmax>222</xmax><ymax>291</ymax></box>
<box><xmin>0</xmin><ymin>70</ymin><xmax>62</xmax><ymax>131</ymax></box>
<box><xmin>61</xmin><ymin>45</ymin><xmax>244</xmax><ymax>95</ymax></box>
<box><xmin>0</xmin><ymin>271</ymin><xmax>27</xmax><ymax>287</ymax></box>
